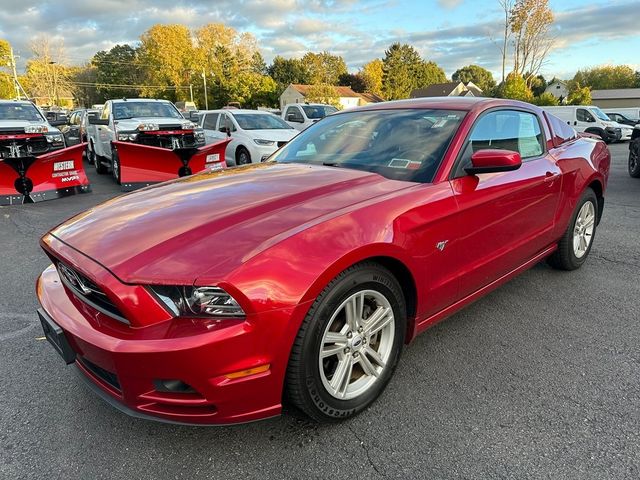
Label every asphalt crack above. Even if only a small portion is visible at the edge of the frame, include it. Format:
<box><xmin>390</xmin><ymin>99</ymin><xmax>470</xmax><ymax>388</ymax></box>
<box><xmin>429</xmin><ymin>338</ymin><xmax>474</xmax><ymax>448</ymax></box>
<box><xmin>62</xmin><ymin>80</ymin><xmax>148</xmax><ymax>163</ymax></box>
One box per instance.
<box><xmin>347</xmin><ymin>423</ymin><xmax>386</xmax><ymax>478</ymax></box>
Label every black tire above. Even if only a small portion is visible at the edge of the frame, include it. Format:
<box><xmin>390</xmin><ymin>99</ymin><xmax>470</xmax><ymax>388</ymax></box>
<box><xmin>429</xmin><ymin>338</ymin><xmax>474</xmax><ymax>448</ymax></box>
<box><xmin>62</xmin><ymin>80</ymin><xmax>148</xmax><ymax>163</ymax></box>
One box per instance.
<box><xmin>547</xmin><ymin>188</ymin><xmax>598</xmax><ymax>271</ymax></box>
<box><xmin>111</xmin><ymin>151</ymin><xmax>121</xmax><ymax>185</ymax></box>
<box><xmin>629</xmin><ymin>140</ymin><xmax>640</xmax><ymax>178</ymax></box>
<box><xmin>236</xmin><ymin>147</ymin><xmax>251</xmax><ymax>165</ymax></box>
<box><xmin>91</xmin><ymin>143</ymin><xmax>107</xmax><ymax>174</ymax></box>
<box><xmin>285</xmin><ymin>262</ymin><xmax>406</xmax><ymax>422</ymax></box>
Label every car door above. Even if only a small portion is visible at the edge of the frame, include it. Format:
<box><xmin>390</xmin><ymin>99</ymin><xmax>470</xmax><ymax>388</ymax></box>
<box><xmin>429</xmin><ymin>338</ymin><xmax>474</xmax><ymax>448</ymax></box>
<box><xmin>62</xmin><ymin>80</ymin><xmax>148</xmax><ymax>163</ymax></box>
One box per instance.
<box><xmin>97</xmin><ymin>101</ymin><xmax>112</xmax><ymax>157</ymax></box>
<box><xmin>449</xmin><ymin>108</ymin><xmax>562</xmax><ymax>299</ymax></box>
<box><xmin>575</xmin><ymin>107</ymin><xmax>596</xmax><ymax>133</ymax></box>
<box><xmin>201</xmin><ymin>112</ymin><xmax>220</xmax><ymax>144</ymax></box>
<box><xmin>218</xmin><ymin>113</ymin><xmax>240</xmax><ymax>164</ymax></box>
<box><xmin>285</xmin><ymin>106</ymin><xmax>305</xmax><ymax>130</ymax></box>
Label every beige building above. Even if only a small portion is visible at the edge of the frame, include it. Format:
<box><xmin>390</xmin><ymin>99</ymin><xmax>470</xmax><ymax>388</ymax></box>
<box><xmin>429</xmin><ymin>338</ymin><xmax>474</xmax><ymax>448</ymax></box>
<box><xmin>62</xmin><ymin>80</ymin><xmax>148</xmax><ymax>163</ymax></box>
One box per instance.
<box><xmin>279</xmin><ymin>84</ymin><xmax>383</xmax><ymax>110</ymax></box>
<box><xmin>591</xmin><ymin>88</ymin><xmax>640</xmax><ymax>108</ymax></box>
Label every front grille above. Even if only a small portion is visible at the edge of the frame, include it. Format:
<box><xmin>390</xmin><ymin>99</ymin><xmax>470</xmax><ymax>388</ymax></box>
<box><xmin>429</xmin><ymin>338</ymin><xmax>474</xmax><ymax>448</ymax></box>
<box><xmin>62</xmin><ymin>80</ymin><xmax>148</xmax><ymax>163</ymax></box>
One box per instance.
<box><xmin>56</xmin><ymin>262</ymin><xmax>129</xmax><ymax>325</ymax></box>
<box><xmin>0</xmin><ymin>137</ymin><xmax>49</xmax><ymax>158</ymax></box>
<box><xmin>136</xmin><ymin>132</ymin><xmax>198</xmax><ymax>149</ymax></box>
<box><xmin>79</xmin><ymin>357</ymin><xmax>121</xmax><ymax>392</ymax></box>
<box><xmin>277</xmin><ymin>141</ymin><xmax>288</xmax><ymax>148</ymax></box>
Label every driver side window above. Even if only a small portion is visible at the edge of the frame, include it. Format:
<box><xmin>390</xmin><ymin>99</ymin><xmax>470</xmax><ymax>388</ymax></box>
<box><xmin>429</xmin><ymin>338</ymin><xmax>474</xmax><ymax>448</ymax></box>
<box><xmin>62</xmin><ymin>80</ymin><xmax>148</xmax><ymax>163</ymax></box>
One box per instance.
<box><xmin>454</xmin><ymin>110</ymin><xmax>544</xmax><ymax>178</ymax></box>
<box><xmin>577</xmin><ymin>109</ymin><xmax>594</xmax><ymax>122</ymax></box>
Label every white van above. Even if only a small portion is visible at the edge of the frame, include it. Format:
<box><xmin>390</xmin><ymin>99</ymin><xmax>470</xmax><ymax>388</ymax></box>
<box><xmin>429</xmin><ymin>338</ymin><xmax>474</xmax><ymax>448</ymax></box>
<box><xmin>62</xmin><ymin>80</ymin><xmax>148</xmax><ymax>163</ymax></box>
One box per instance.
<box><xmin>544</xmin><ymin>106</ymin><xmax>621</xmax><ymax>143</ymax></box>
<box><xmin>602</xmin><ymin>107</ymin><xmax>640</xmax><ymax>121</ymax></box>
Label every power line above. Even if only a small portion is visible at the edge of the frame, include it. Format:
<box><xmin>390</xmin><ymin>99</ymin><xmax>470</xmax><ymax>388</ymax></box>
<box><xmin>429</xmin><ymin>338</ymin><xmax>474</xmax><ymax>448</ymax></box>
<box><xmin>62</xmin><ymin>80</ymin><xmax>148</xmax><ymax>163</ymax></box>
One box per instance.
<box><xmin>70</xmin><ymin>81</ymin><xmax>192</xmax><ymax>90</ymax></box>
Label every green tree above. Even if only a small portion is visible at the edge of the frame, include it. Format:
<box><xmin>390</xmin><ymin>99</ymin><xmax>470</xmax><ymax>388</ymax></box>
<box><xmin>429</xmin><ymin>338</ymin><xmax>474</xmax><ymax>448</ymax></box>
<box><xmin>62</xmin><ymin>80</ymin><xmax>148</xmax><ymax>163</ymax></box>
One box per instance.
<box><xmin>92</xmin><ymin>44</ymin><xmax>143</xmax><ymax>101</ymax></box>
<box><xmin>359</xmin><ymin>59</ymin><xmax>384</xmax><ymax>97</ymax></box>
<box><xmin>528</xmin><ymin>73</ymin><xmax>547</xmax><ymax>97</ymax></box>
<box><xmin>452</xmin><ymin>64</ymin><xmax>496</xmax><ymax>93</ymax></box>
<box><xmin>382</xmin><ymin>43</ymin><xmax>444</xmax><ymax>100</ymax></box>
<box><xmin>500</xmin><ymin>72</ymin><xmax>533</xmax><ymax>102</ymax></box>
<box><xmin>566</xmin><ymin>81</ymin><xmax>591</xmax><ymax>105</ymax></box>
<box><xmin>268</xmin><ymin>56</ymin><xmax>310</xmax><ymax>88</ymax></box>
<box><xmin>338</xmin><ymin>73</ymin><xmax>366</xmax><ymax>92</ymax></box>
<box><xmin>302</xmin><ymin>51</ymin><xmax>347</xmax><ymax>85</ymax></box>
<box><xmin>573</xmin><ymin>65</ymin><xmax>636</xmax><ymax>90</ymax></box>
<box><xmin>532</xmin><ymin>92</ymin><xmax>558</xmax><ymax>106</ymax></box>
<box><xmin>305</xmin><ymin>84</ymin><xmax>341</xmax><ymax>108</ymax></box>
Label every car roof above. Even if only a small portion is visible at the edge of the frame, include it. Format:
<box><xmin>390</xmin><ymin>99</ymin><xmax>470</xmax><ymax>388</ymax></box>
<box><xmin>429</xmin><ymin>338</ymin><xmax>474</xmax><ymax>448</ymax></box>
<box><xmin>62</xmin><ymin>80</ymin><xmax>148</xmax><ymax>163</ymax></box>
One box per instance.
<box><xmin>0</xmin><ymin>99</ymin><xmax>36</xmax><ymax>105</ymax></box>
<box><xmin>110</xmin><ymin>98</ymin><xmax>173</xmax><ymax>104</ymax></box>
<box><xmin>353</xmin><ymin>96</ymin><xmax>541</xmax><ymax>115</ymax></box>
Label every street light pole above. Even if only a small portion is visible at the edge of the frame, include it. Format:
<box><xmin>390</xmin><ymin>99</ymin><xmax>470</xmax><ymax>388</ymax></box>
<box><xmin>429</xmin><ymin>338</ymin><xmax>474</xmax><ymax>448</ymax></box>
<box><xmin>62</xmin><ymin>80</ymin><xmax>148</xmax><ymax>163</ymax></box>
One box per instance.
<box><xmin>189</xmin><ymin>84</ymin><xmax>193</xmax><ymax>103</ymax></box>
<box><xmin>201</xmin><ymin>69</ymin><xmax>208</xmax><ymax>110</ymax></box>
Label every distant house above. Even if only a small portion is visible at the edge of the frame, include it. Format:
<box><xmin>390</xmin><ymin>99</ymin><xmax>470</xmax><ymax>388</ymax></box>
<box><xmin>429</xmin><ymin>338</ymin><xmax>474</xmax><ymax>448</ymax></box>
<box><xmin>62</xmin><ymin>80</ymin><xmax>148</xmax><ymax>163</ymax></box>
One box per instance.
<box><xmin>591</xmin><ymin>88</ymin><xmax>640</xmax><ymax>108</ymax></box>
<box><xmin>545</xmin><ymin>80</ymin><xmax>569</xmax><ymax>102</ymax></box>
<box><xmin>279</xmin><ymin>84</ymin><xmax>383</xmax><ymax>110</ymax></box>
<box><xmin>410</xmin><ymin>81</ymin><xmax>483</xmax><ymax>98</ymax></box>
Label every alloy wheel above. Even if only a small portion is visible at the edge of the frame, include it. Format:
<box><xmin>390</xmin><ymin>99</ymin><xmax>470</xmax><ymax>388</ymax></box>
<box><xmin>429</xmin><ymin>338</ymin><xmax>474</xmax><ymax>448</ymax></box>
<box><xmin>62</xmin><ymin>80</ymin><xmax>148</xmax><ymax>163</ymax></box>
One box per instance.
<box><xmin>318</xmin><ymin>289</ymin><xmax>395</xmax><ymax>400</ymax></box>
<box><xmin>573</xmin><ymin>201</ymin><xmax>595</xmax><ymax>258</ymax></box>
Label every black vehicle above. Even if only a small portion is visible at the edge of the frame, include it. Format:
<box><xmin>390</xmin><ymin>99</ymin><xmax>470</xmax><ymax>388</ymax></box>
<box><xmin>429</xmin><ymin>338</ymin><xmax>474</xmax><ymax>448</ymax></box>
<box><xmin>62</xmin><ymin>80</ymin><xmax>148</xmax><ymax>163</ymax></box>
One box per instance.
<box><xmin>606</xmin><ymin>112</ymin><xmax>639</xmax><ymax>127</ymax></box>
<box><xmin>60</xmin><ymin>109</ymin><xmax>100</xmax><ymax>147</ymax></box>
<box><xmin>629</xmin><ymin>130</ymin><xmax>640</xmax><ymax>178</ymax></box>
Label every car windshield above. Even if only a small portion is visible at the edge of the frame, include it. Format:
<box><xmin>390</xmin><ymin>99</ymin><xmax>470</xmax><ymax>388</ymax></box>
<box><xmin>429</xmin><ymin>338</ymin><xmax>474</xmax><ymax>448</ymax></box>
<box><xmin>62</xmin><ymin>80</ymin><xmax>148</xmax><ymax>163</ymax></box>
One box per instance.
<box><xmin>0</xmin><ymin>103</ymin><xmax>44</xmax><ymax>122</ymax></box>
<box><xmin>273</xmin><ymin>108</ymin><xmax>466</xmax><ymax>183</ymax></box>
<box><xmin>112</xmin><ymin>102</ymin><xmax>183</xmax><ymax>120</ymax></box>
<box><xmin>234</xmin><ymin>113</ymin><xmax>293</xmax><ymax>130</ymax></box>
<box><xmin>590</xmin><ymin>107</ymin><xmax>610</xmax><ymax>121</ymax></box>
<box><xmin>302</xmin><ymin>105</ymin><xmax>338</xmax><ymax>119</ymax></box>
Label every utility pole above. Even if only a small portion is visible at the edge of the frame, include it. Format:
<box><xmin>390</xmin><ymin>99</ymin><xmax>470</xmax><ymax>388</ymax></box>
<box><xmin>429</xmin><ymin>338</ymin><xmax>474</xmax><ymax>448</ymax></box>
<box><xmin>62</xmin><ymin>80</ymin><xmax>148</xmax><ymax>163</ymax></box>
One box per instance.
<box><xmin>201</xmin><ymin>69</ymin><xmax>208</xmax><ymax>110</ymax></box>
<box><xmin>9</xmin><ymin>48</ymin><xmax>21</xmax><ymax>99</ymax></box>
<box><xmin>189</xmin><ymin>84</ymin><xmax>193</xmax><ymax>103</ymax></box>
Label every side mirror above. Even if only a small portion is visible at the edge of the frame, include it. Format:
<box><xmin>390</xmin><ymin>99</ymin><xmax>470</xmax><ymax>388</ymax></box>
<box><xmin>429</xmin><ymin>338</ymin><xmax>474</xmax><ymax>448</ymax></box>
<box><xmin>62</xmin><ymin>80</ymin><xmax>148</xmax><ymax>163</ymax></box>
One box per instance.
<box><xmin>89</xmin><ymin>117</ymin><xmax>109</xmax><ymax>126</ymax></box>
<box><xmin>49</xmin><ymin>119</ymin><xmax>66</xmax><ymax>127</ymax></box>
<box><xmin>287</xmin><ymin>114</ymin><xmax>302</xmax><ymax>123</ymax></box>
<box><xmin>465</xmin><ymin>149</ymin><xmax>522</xmax><ymax>175</ymax></box>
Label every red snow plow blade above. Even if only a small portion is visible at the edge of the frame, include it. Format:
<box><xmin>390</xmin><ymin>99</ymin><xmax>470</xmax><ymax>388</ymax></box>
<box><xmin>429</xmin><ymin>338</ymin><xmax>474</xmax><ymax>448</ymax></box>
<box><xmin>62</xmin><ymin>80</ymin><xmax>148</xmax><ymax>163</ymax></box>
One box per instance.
<box><xmin>0</xmin><ymin>143</ymin><xmax>90</xmax><ymax>206</ymax></box>
<box><xmin>114</xmin><ymin>139</ymin><xmax>231</xmax><ymax>191</ymax></box>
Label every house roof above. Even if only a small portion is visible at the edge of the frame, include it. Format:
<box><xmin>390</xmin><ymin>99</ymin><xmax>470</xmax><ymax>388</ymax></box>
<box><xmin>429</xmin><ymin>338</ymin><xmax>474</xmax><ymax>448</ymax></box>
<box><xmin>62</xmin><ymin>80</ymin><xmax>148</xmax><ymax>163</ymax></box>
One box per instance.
<box><xmin>290</xmin><ymin>84</ymin><xmax>361</xmax><ymax>98</ymax></box>
<box><xmin>591</xmin><ymin>88</ymin><xmax>640</xmax><ymax>100</ymax></box>
<box><xmin>358</xmin><ymin>92</ymin><xmax>384</xmax><ymax>103</ymax></box>
<box><xmin>410</xmin><ymin>82</ymin><xmax>461</xmax><ymax>98</ymax></box>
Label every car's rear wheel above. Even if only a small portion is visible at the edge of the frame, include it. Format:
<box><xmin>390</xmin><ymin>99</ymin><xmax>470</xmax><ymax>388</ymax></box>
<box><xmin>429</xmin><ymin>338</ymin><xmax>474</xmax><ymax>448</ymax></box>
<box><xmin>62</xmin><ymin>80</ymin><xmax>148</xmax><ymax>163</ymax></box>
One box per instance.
<box><xmin>285</xmin><ymin>262</ymin><xmax>406</xmax><ymax>422</ymax></box>
<box><xmin>548</xmin><ymin>188</ymin><xmax>598</xmax><ymax>271</ymax></box>
<box><xmin>629</xmin><ymin>140</ymin><xmax>640</xmax><ymax>178</ymax></box>
<box><xmin>111</xmin><ymin>151</ymin><xmax>121</xmax><ymax>185</ymax></box>
<box><xmin>236</xmin><ymin>147</ymin><xmax>251</xmax><ymax>165</ymax></box>
<box><xmin>91</xmin><ymin>142</ymin><xmax>107</xmax><ymax>174</ymax></box>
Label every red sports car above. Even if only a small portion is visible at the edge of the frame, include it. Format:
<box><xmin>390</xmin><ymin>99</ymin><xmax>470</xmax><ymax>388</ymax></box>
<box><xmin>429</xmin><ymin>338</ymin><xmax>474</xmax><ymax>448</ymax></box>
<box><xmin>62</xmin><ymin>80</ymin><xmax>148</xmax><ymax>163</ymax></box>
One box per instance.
<box><xmin>36</xmin><ymin>98</ymin><xmax>610</xmax><ymax>425</ymax></box>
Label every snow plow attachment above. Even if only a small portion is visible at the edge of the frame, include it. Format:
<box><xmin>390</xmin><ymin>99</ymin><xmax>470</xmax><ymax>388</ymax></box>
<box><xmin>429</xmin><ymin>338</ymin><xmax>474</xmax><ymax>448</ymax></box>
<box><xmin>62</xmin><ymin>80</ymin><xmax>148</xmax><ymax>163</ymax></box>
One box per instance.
<box><xmin>0</xmin><ymin>143</ymin><xmax>90</xmax><ymax>206</ymax></box>
<box><xmin>114</xmin><ymin>139</ymin><xmax>231</xmax><ymax>191</ymax></box>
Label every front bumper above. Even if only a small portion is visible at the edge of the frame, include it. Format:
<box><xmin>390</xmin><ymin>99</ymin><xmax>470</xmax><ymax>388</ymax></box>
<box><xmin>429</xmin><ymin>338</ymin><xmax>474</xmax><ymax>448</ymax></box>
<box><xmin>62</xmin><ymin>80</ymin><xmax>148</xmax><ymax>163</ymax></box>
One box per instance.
<box><xmin>36</xmin><ymin>263</ymin><xmax>286</xmax><ymax>425</ymax></box>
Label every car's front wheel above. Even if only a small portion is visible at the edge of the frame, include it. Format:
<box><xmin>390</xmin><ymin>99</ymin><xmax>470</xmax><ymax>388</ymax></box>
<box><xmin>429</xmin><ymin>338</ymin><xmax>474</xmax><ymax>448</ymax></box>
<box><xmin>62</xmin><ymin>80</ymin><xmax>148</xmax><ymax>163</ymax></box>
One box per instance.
<box><xmin>629</xmin><ymin>140</ymin><xmax>640</xmax><ymax>178</ymax></box>
<box><xmin>111</xmin><ymin>151</ymin><xmax>121</xmax><ymax>185</ymax></box>
<box><xmin>285</xmin><ymin>262</ymin><xmax>406</xmax><ymax>422</ymax></box>
<box><xmin>236</xmin><ymin>147</ymin><xmax>251</xmax><ymax>165</ymax></box>
<box><xmin>548</xmin><ymin>188</ymin><xmax>598</xmax><ymax>270</ymax></box>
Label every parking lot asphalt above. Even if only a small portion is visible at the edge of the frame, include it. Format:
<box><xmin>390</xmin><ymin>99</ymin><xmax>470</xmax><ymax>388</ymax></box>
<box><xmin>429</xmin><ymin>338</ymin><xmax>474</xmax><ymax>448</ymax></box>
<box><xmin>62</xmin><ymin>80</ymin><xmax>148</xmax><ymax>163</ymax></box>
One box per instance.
<box><xmin>1</xmin><ymin>143</ymin><xmax>638</xmax><ymax>480</ymax></box>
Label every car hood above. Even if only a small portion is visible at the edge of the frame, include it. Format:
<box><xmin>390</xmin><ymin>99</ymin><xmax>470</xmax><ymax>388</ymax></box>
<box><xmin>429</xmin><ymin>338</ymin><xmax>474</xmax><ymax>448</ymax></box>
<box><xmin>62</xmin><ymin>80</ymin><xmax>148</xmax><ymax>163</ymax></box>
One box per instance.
<box><xmin>244</xmin><ymin>129</ymin><xmax>298</xmax><ymax>141</ymax></box>
<box><xmin>114</xmin><ymin>117</ymin><xmax>193</xmax><ymax>131</ymax></box>
<box><xmin>0</xmin><ymin>120</ymin><xmax>51</xmax><ymax>131</ymax></box>
<box><xmin>49</xmin><ymin>163</ymin><xmax>410</xmax><ymax>284</ymax></box>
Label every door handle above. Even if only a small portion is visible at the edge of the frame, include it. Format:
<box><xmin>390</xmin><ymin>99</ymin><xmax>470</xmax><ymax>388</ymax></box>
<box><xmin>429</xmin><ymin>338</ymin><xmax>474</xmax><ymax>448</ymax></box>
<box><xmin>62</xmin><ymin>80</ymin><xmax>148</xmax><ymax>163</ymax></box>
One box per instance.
<box><xmin>544</xmin><ymin>172</ymin><xmax>560</xmax><ymax>183</ymax></box>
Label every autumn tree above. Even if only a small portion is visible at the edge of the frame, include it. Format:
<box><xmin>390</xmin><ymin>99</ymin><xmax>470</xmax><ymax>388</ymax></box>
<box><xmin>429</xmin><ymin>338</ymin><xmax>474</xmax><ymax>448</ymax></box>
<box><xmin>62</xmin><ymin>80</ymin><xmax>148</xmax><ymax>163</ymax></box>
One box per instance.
<box><xmin>268</xmin><ymin>56</ymin><xmax>310</xmax><ymax>89</ymax></box>
<box><xmin>566</xmin><ymin>81</ymin><xmax>591</xmax><ymax>105</ymax></box>
<box><xmin>0</xmin><ymin>39</ymin><xmax>14</xmax><ymax>99</ymax></box>
<box><xmin>24</xmin><ymin>37</ymin><xmax>75</xmax><ymax>106</ymax></box>
<box><xmin>382</xmin><ymin>43</ymin><xmax>445</xmax><ymax>100</ymax></box>
<box><xmin>510</xmin><ymin>0</ymin><xmax>554</xmax><ymax>88</ymax></box>
<box><xmin>304</xmin><ymin>83</ymin><xmax>341</xmax><ymax>108</ymax></box>
<box><xmin>532</xmin><ymin>92</ymin><xmax>558</xmax><ymax>106</ymax></box>
<box><xmin>573</xmin><ymin>65</ymin><xmax>637</xmax><ymax>90</ymax></box>
<box><xmin>452</xmin><ymin>65</ymin><xmax>496</xmax><ymax>93</ymax></box>
<box><xmin>302</xmin><ymin>52</ymin><xmax>347</xmax><ymax>85</ymax></box>
<box><xmin>359</xmin><ymin>59</ymin><xmax>384</xmax><ymax>97</ymax></box>
<box><xmin>499</xmin><ymin>72</ymin><xmax>533</xmax><ymax>102</ymax></box>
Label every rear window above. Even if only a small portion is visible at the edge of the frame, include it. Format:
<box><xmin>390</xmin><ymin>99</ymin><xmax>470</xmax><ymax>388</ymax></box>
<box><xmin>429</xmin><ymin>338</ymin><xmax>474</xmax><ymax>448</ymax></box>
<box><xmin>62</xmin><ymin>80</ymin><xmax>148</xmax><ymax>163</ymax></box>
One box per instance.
<box><xmin>545</xmin><ymin>112</ymin><xmax>578</xmax><ymax>146</ymax></box>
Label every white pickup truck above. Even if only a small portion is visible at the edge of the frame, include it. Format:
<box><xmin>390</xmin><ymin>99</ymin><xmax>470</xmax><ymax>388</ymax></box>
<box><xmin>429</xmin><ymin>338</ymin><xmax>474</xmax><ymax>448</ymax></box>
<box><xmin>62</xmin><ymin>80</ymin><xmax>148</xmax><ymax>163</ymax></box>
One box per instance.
<box><xmin>87</xmin><ymin>98</ymin><xmax>205</xmax><ymax>183</ymax></box>
<box><xmin>281</xmin><ymin>103</ymin><xmax>338</xmax><ymax>131</ymax></box>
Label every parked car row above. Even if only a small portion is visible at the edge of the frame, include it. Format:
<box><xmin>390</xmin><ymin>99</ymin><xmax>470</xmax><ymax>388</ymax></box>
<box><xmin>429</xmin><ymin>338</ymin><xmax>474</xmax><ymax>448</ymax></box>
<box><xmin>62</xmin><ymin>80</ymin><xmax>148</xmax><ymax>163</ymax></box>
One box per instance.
<box><xmin>544</xmin><ymin>105</ymin><xmax>635</xmax><ymax>143</ymax></box>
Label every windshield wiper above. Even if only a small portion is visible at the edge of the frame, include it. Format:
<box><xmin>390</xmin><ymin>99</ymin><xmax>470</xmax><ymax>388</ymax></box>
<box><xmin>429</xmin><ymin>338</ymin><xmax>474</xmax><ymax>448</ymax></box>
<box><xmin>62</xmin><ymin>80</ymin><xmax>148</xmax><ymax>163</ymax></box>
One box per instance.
<box><xmin>322</xmin><ymin>162</ymin><xmax>341</xmax><ymax>167</ymax></box>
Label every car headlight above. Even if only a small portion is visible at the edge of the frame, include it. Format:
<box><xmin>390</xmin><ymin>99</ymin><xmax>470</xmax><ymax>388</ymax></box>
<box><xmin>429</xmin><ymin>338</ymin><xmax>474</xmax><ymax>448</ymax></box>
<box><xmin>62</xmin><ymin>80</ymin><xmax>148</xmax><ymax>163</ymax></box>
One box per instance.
<box><xmin>118</xmin><ymin>133</ymin><xmax>138</xmax><ymax>141</ymax></box>
<box><xmin>45</xmin><ymin>133</ymin><xmax>64</xmax><ymax>143</ymax></box>
<box><xmin>25</xmin><ymin>125</ymin><xmax>48</xmax><ymax>134</ymax></box>
<box><xmin>254</xmin><ymin>139</ymin><xmax>275</xmax><ymax>146</ymax></box>
<box><xmin>137</xmin><ymin>122</ymin><xmax>159</xmax><ymax>131</ymax></box>
<box><xmin>182</xmin><ymin>122</ymin><xmax>197</xmax><ymax>130</ymax></box>
<box><xmin>149</xmin><ymin>285</ymin><xmax>245</xmax><ymax>318</ymax></box>
<box><xmin>194</xmin><ymin>129</ymin><xmax>205</xmax><ymax>141</ymax></box>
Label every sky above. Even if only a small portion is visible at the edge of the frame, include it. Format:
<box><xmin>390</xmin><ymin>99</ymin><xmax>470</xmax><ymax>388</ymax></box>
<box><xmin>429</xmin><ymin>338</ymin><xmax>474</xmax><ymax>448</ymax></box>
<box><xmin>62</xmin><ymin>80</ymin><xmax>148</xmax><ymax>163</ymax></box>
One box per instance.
<box><xmin>0</xmin><ymin>0</ymin><xmax>637</xmax><ymax>81</ymax></box>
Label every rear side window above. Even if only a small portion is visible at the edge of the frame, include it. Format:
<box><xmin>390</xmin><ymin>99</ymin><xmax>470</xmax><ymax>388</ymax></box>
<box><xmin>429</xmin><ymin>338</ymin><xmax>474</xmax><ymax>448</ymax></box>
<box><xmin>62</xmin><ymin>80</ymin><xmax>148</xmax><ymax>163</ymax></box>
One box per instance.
<box><xmin>203</xmin><ymin>113</ymin><xmax>219</xmax><ymax>130</ymax></box>
<box><xmin>454</xmin><ymin>110</ymin><xmax>544</xmax><ymax>177</ymax></box>
<box><xmin>545</xmin><ymin>112</ymin><xmax>578</xmax><ymax>146</ymax></box>
<box><xmin>286</xmin><ymin>106</ymin><xmax>303</xmax><ymax>122</ymax></box>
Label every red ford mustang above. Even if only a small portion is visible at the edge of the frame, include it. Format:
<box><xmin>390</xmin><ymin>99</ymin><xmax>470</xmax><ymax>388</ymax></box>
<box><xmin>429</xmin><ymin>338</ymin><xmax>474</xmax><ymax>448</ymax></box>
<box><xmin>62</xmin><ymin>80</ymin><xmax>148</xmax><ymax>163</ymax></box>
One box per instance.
<box><xmin>36</xmin><ymin>98</ymin><xmax>610</xmax><ymax>425</ymax></box>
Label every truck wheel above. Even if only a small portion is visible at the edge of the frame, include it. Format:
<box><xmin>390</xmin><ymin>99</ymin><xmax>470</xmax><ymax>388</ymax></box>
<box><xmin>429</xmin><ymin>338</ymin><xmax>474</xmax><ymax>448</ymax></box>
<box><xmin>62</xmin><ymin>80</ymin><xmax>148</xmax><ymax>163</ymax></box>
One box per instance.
<box><xmin>111</xmin><ymin>151</ymin><xmax>121</xmax><ymax>185</ymax></box>
<box><xmin>629</xmin><ymin>140</ymin><xmax>640</xmax><ymax>178</ymax></box>
<box><xmin>236</xmin><ymin>147</ymin><xmax>251</xmax><ymax>165</ymax></box>
<box><xmin>91</xmin><ymin>143</ymin><xmax>107</xmax><ymax>174</ymax></box>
